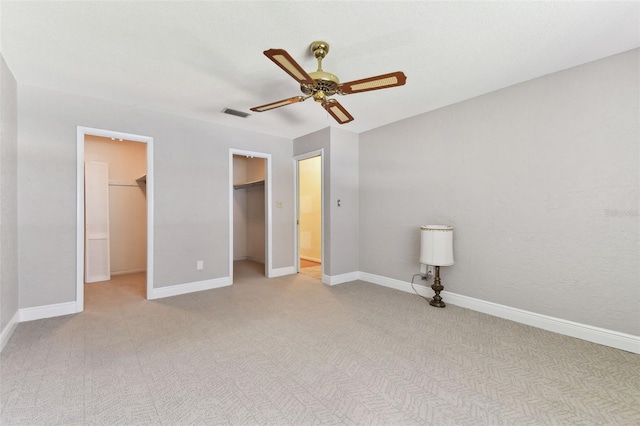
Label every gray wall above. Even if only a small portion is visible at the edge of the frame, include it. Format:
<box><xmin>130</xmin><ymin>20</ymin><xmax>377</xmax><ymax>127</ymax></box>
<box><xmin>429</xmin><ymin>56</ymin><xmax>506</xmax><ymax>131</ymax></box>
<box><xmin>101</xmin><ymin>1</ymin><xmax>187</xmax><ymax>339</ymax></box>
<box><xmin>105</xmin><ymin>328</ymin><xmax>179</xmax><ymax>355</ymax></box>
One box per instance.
<box><xmin>293</xmin><ymin>127</ymin><xmax>360</xmax><ymax>277</ymax></box>
<box><xmin>328</xmin><ymin>128</ymin><xmax>359</xmax><ymax>276</ymax></box>
<box><xmin>17</xmin><ymin>85</ymin><xmax>293</xmax><ymax>309</ymax></box>
<box><xmin>359</xmin><ymin>49</ymin><xmax>639</xmax><ymax>335</ymax></box>
<box><xmin>1</xmin><ymin>54</ymin><xmax>19</xmax><ymax>334</ymax></box>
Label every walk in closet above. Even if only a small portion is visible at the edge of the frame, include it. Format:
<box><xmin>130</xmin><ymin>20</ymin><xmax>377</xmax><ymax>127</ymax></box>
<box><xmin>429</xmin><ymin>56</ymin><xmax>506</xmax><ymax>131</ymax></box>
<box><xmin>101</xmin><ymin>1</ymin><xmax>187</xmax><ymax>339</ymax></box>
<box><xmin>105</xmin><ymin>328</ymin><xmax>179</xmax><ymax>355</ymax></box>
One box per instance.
<box><xmin>84</xmin><ymin>136</ymin><xmax>147</xmax><ymax>283</ymax></box>
<box><xmin>233</xmin><ymin>155</ymin><xmax>266</xmax><ymax>272</ymax></box>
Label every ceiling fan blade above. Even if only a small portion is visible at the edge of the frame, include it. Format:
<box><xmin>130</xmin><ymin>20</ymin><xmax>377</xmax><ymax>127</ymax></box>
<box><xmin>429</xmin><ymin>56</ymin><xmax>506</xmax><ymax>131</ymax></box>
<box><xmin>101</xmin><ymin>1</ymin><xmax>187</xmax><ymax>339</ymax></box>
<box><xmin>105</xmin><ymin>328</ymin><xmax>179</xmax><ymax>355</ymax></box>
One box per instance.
<box><xmin>250</xmin><ymin>96</ymin><xmax>306</xmax><ymax>112</ymax></box>
<box><xmin>322</xmin><ymin>99</ymin><xmax>354</xmax><ymax>124</ymax></box>
<box><xmin>338</xmin><ymin>71</ymin><xmax>407</xmax><ymax>95</ymax></box>
<box><xmin>264</xmin><ymin>49</ymin><xmax>316</xmax><ymax>86</ymax></box>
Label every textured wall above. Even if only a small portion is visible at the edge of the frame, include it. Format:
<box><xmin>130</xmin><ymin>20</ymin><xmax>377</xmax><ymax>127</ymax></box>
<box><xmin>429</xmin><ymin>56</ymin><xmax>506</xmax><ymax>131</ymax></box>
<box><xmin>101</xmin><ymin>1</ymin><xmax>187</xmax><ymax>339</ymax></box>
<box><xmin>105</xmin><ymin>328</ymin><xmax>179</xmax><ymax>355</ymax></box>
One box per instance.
<box><xmin>0</xmin><ymin>54</ymin><xmax>19</xmax><ymax>336</ymax></box>
<box><xmin>329</xmin><ymin>128</ymin><xmax>360</xmax><ymax>276</ymax></box>
<box><xmin>359</xmin><ymin>49</ymin><xmax>639</xmax><ymax>335</ymax></box>
<box><xmin>17</xmin><ymin>85</ymin><xmax>293</xmax><ymax>308</ymax></box>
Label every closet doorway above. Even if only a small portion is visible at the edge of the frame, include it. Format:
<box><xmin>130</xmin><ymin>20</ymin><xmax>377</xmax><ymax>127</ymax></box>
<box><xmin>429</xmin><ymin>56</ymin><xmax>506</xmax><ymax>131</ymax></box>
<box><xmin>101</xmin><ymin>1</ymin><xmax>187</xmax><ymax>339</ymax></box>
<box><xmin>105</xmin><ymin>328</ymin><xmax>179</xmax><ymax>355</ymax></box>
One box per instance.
<box><xmin>76</xmin><ymin>127</ymin><xmax>154</xmax><ymax>312</ymax></box>
<box><xmin>295</xmin><ymin>151</ymin><xmax>323</xmax><ymax>281</ymax></box>
<box><xmin>229</xmin><ymin>149</ymin><xmax>272</xmax><ymax>282</ymax></box>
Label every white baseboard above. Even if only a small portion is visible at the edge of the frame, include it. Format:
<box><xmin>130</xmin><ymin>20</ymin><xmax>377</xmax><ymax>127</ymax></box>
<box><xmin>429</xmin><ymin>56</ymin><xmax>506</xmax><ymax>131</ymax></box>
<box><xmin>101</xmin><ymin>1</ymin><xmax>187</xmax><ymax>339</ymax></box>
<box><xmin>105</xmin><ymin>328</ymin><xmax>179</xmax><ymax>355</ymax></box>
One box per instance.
<box><xmin>359</xmin><ymin>272</ymin><xmax>423</xmax><ymax>294</ymax></box>
<box><xmin>324</xmin><ymin>271</ymin><xmax>360</xmax><ymax>286</ymax></box>
<box><xmin>441</xmin><ymin>291</ymin><xmax>640</xmax><ymax>354</ymax></box>
<box><xmin>270</xmin><ymin>266</ymin><xmax>296</xmax><ymax>278</ymax></box>
<box><xmin>359</xmin><ymin>272</ymin><xmax>640</xmax><ymax>354</ymax></box>
<box><xmin>0</xmin><ymin>310</ymin><xmax>20</xmax><ymax>353</ymax></box>
<box><xmin>148</xmin><ymin>277</ymin><xmax>231</xmax><ymax>300</ymax></box>
<box><xmin>19</xmin><ymin>301</ymin><xmax>77</xmax><ymax>322</ymax></box>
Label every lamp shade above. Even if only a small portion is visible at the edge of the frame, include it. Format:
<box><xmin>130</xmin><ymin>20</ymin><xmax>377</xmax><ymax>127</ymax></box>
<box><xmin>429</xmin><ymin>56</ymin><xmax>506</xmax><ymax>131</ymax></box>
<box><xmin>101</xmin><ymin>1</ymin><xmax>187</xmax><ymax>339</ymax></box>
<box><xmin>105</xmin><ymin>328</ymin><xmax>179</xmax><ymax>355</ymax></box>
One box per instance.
<box><xmin>420</xmin><ymin>225</ymin><xmax>454</xmax><ymax>266</ymax></box>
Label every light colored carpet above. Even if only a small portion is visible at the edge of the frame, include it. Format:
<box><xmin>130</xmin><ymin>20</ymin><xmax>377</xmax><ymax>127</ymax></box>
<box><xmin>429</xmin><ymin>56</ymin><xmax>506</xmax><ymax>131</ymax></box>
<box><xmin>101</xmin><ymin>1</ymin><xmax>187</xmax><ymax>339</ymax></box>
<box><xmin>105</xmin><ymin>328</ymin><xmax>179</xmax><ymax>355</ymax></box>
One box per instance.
<box><xmin>1</xmin><ymin>260</ymin><xmax>639</xmax><ymax>425</ymax></box>
<box><xmin>299</xmin><ymin>265</ymin><xmax>322</xmax><ymax>281</ymax></box>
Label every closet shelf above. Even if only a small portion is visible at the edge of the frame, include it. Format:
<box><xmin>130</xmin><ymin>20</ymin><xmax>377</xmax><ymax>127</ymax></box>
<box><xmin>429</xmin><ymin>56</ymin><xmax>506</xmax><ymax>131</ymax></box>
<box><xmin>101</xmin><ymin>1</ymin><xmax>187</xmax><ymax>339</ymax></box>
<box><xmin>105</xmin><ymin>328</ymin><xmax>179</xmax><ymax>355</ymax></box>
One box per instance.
<box><xmin>233</xmin><ymin>179</ymin><xmax>264</xmax><ymax>190</ymax></box>
<box><xmin>109</xmin><ymin>179</ymin><xmax>141</xmax><ymax>187</ymax></box>
<box><xmin>136</xmin><ymin>175</ymin><xmax>147</xmax><ymax>184</ymax></box>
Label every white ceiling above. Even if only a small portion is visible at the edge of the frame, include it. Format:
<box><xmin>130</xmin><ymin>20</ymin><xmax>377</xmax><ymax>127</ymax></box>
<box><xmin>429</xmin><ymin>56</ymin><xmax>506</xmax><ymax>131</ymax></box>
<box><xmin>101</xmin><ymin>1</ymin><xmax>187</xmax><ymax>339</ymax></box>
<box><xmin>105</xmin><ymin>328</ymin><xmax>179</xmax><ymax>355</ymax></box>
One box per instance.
<box><xmin>1</xmin><ymin>1</ymin><xmax>638</xmax><ymax>139</ymax></box>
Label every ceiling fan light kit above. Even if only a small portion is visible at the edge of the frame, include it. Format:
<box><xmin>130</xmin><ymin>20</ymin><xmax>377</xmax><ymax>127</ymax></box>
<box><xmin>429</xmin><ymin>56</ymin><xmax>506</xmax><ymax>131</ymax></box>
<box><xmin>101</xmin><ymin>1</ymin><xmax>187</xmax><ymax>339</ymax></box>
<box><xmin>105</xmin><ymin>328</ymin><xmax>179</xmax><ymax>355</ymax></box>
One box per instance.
<box><xmin>251</xmin><ymin>41</ymin><xmax>406</xmax><ymax>124</ymax></box>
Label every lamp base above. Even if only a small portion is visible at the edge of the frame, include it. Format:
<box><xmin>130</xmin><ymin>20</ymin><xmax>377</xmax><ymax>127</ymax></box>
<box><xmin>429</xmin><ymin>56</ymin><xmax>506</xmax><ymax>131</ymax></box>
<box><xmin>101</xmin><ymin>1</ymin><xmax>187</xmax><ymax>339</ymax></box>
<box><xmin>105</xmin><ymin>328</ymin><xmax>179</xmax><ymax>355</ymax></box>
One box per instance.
<box><xmin>430</xmin><ymin>266</ymin><xmax>446</xmax><ymax>308</ymax></box>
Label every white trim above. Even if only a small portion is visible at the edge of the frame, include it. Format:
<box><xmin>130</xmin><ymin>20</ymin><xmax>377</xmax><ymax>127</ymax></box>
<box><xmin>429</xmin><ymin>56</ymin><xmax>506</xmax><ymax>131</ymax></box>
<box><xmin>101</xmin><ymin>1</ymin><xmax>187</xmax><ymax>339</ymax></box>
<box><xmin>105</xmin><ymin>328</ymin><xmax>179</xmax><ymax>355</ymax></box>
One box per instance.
<box><xmin>359</xmin><ymin>272</ymin><xmax>640</xmax><ymax>354</ymax></box>
<box><xmin>0</xmin><ymin>311</ymin><xmax>20</xmax><ymax>353</ymax></box>
<box><xmin>148</xmin><ymin>277</ymin><xmax>231</xmax><ymax>300</ymax></box>
<box><xmin>229</xmin><ymin>149</ymin><xmax>273</xmax><ymax>281</ymax></box>
<box><xmin>77</xmin><ymin>127</ymin><xmax>154</xmax><ymax>311</ymax></box>
<box><xmin>19</xmin><ymin>302</ymin><xmax>77</xmax><ymax>322</ymax></box>
<box><xmin>76</xmin><ymin>128</ymin><xmax>84</xmax><ymax>311</ymax></box>
<box><xmin>324</xmin><ymin>271</ymin><xmax>360</xmax><ymax>286</ymax></box>
<box><xmin>271</xmin><ymin>266</ymin><xmax>296</xmax><ymax>278</ymax></box>
<box><xmin>359</xmin><ymin>272</ymin><xmax>412</xmax><ymax>293</ymax></box>
<box><xmin>441</xmin><ymin>291</ymin><xmax>640</xmax><ymax>354</ymax></box>
<box><xmin>293</xmin><ymin>150</ymin><xmax>324</xmax><ymax>277</ymax></box>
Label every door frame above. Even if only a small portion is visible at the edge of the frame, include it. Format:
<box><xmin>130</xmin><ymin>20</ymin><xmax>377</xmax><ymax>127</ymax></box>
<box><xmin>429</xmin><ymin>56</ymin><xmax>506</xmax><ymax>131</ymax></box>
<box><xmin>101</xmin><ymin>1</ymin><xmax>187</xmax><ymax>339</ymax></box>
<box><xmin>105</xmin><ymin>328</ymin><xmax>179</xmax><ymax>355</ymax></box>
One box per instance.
<box><xmin>228</xmin><ymin>149</ymin><xmax>273</xmax><ymax>281</ymax></box>
<box><xmin>294</xmin><ymin>149</ymin><xmax>324</xmax><ymax>280</ymax></box>
<box><xmin>76</xmin><ymin>126</ymin><xmax>154</xmax><ymax>312</ymax></box>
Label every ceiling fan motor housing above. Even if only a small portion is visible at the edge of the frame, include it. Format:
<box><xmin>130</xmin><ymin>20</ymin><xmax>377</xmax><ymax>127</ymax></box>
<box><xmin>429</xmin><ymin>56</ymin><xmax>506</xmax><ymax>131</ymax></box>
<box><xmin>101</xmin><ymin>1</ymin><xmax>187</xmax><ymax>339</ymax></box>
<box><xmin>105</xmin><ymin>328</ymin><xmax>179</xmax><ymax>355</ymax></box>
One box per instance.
<box><xmin>302</xmin><ymin>71</ymin><xmax>339</xmax><ymax>98</ymax></box>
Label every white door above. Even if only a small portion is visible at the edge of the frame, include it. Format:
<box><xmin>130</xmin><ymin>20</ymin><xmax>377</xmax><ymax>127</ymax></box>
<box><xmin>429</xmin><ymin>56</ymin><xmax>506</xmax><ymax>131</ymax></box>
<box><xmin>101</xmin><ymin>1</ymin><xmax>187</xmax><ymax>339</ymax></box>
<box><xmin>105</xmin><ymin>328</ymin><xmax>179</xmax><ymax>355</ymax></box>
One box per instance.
<box><xmin>85</xmin><ymin>161</ymin><xmax>111</xmax><ymax>283</ymax></box>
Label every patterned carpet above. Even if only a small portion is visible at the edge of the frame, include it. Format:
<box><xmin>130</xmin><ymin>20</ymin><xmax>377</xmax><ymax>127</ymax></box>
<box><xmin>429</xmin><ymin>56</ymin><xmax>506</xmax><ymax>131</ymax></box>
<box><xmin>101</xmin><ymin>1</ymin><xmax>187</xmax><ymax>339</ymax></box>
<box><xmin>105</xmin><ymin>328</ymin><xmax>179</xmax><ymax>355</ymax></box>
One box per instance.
<box><xmin>1</xmin><ymin>260</ymin><xmax>639</xmax><ymax>425</ymax></box>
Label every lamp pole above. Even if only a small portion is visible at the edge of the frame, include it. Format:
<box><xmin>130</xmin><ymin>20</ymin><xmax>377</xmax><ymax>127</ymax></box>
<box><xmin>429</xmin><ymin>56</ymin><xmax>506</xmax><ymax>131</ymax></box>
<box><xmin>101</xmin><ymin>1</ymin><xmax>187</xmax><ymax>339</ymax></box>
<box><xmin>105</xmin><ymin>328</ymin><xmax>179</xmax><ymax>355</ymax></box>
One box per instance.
<box><xmin>430</xmin><ymin>265</ymin><xmax>446</xmax><ymax>308</ymax></box>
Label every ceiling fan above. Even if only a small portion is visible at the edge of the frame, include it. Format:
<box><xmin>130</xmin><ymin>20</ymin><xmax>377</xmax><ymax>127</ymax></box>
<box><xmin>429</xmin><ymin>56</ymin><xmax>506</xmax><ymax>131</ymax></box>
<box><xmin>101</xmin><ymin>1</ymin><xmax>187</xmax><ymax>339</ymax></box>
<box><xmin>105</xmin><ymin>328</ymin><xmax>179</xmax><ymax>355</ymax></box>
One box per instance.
<box><xmin>250</xmin><ymin>41</ymin><xmax>407</xmax><ymax>124</ymax></box>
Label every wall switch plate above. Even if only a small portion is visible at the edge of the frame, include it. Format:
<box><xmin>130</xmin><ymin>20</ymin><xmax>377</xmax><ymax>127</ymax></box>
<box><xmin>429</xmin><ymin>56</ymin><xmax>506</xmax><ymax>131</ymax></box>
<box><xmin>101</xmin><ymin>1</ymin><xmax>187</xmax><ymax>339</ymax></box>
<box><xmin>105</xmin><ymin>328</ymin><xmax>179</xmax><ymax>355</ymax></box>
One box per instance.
<box><xmin>196</xmin><ymin>260</ymin><xmax>204</xmax><ymax>270</ymax></box>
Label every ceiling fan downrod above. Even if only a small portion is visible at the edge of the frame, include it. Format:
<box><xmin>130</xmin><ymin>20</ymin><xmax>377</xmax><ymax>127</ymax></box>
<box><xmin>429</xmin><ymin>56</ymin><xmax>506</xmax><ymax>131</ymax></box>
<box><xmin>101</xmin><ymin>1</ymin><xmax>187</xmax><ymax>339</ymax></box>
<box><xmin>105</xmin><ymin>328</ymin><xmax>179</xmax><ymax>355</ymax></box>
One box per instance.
<box><xmin>311</xmin><ymin>40</ymin><xmax>329</xmax><ymax>71</ymax></box>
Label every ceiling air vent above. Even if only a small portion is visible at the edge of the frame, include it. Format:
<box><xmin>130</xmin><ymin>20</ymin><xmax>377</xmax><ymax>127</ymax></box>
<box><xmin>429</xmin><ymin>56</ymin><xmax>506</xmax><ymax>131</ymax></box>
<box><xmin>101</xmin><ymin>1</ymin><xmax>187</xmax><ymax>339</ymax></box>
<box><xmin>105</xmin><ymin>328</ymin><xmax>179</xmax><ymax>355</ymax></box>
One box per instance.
<box><xmin>222</xmin><ymin>108</ymin><xmax>251</xmax><ymax>118</ymax></box>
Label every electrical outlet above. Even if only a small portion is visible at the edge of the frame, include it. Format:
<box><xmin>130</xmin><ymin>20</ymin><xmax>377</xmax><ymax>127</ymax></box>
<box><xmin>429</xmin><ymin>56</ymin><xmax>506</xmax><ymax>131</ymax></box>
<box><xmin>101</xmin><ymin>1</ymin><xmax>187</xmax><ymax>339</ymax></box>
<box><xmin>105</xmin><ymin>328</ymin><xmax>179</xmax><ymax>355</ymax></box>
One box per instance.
<box><xmin>196</xmin><ymin>260</ymin><xmax>204</xmax><ymax>270</ymax></box>
<box><xmin>420</xmin><ymin>264</ymin><xmax>434</xmax><ymax>280</ymax></box>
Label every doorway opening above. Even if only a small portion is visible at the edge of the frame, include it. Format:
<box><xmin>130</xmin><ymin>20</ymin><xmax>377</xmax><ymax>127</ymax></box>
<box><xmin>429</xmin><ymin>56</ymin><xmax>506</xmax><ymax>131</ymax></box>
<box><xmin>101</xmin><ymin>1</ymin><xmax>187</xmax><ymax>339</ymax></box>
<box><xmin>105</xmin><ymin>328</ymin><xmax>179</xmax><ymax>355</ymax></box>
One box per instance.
<box><xmin>76</xmin><ymin>127</ymin><xmax>154</xmax><ymax>313</ymax></box>
<box><xmin>229</xmin><ymin>149</ymin><xmax>272</xmax><ymax>282</ymax></box>
<box><xmin>295</xmin><ymin>151</ymin><xmax>323</xmax><ymax>281</ymax></box>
